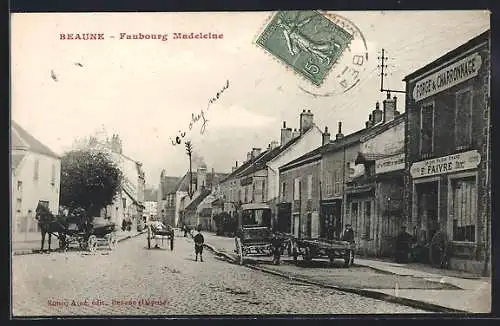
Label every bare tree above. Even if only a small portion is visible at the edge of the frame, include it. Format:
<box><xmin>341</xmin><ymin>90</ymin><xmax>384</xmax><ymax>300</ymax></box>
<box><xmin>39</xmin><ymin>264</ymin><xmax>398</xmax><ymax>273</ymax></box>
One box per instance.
<box><xmin>185</xmin><ymin>141</ymin><xmax>194</xmax><ymax>199</ymax></box>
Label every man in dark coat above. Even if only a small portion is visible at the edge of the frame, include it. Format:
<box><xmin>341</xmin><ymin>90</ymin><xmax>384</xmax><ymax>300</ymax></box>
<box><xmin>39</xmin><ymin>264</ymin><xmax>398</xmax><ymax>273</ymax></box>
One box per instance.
<box><xmin>395</xmin><ymin>226</ymin><xmax>413</xmax><ymax>263</ymax></box>
<box><xmin>194</xmin><ymin>226</ymin><xmax>205</xmax><ymax>262</ymax></box>
<box><xmin>341</xmin><ymin>224</ymin><xmax>355</xmax><ymax>243</ymax></box>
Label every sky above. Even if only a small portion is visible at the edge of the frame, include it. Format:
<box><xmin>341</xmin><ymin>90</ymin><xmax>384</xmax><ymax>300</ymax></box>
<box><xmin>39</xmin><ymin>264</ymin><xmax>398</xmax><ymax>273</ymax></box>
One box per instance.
<box><xmin>11</xmin><ymin>11</ymin><xmax>490</xmax><ymax>188</ymax></box>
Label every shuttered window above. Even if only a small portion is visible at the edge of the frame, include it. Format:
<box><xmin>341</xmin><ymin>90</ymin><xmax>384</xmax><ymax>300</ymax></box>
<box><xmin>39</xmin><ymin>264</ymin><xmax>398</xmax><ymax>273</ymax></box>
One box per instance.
<box><xmin>452</xmin><ymin>177</ymin><xmax>477</xmax><ymax>242</ymax></box>
<box><xmin>455</xmin><ymin>89</ymin><xmax>473</xmax><ymax>150</ymax></box>
<box><xmin>420</xmin><ymin>103</ymin><xmax>434</xmax><ymax>158</ymax></box>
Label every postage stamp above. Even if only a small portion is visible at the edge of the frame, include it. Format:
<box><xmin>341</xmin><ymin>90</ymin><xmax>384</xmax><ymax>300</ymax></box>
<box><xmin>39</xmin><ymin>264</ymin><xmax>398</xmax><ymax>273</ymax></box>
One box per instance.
<box><xmin>256</xmin><ymin>11</ymin><xmax>354</xmax><ymax>87</ymax></box>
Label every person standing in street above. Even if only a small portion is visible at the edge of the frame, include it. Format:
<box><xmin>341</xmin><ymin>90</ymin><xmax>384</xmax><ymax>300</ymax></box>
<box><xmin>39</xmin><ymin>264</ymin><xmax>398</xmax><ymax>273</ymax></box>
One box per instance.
<box><xmin>194</xmin><ymin>226</ymin><xmax>205</xmax><ymax>262</ymax></box>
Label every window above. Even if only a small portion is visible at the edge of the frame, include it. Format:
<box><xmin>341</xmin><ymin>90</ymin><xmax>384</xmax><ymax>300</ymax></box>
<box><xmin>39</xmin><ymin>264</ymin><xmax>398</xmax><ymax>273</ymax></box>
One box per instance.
<box><xmin>364</xmin><ymin>201</ymin><xmax>371</xmax><ymax>240</ymax></box>
<box><xmin>325</xmin><ymin>172</ymin><xmax>333</xmax><ymax>196</ymax></box>
<box><xmin>262</xmin><ymin>180</ymin><xmax>266</xmax><ymax>202</ymax></box>
<box><xmin>452</xmin><ymin>177</ymin><xmax>477</xmax><ymax>242</ymax></box>
<box><xmin>252</xmin><ymin>182</ymin><xmax>256</xmax><ymax>202</ymax></box>
<box><xmin>307</xmin><ymin>174</ymin><xmax>313</xmax><ymax>199</ymax></box>
<box><xmin>34</xmin><ymin>159</ymin><xmax>40</xmax><ymax>181</ymax></box>
<box><xmin>122</xmin><ymin>198</ymin><xmax>127</xmax><ymax>209</ymax></box>
<box><xmin>17</xmin><ymin>181</ymin><xmax>22</xmax><ymax>193</ymax></box>
<box><xmin>334</xmin><ymin>170</ymin><xmax>341</xmax><ymax>195</ymax></box>
<box><xmin>455</xmin><ymin>89</ymin><xmax>473</xmax><ymax>150</ymax></box>
<box><xmin>282</xmin><ymin>182</ymin><xmax>286</xmax><ymax>201</ymax></box>
<box><xmin>244</xmin><ymin>187</ymin><xmax>248</xmax><ymax>203</ymax></box>
<box><xmin>51</xmin><ymin>163</ymin><xmax>56</xmax><ymax>185</ymax></box>
<box><xmin>16</xmin><ymin>198</ymin><xmax>22</xmax><ymax>213</ymax></box>
<box><xmin>293</xmin><ymin>178</ymin><xmax>301</xmax><ymax>201</ymax></box>
<box><xmin>351</xmin><ymin>202</ymin><xmax>359</xmax><ymax>232</ymax></box>
<box><xmin>420</xmin><ymin>103</ymin><xmax>434</xmax><ymax>158</ymax></box>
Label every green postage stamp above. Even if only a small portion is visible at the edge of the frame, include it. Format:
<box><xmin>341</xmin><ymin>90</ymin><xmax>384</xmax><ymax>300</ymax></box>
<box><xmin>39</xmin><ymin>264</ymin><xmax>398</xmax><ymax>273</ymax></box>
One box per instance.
<box><xmin>256</xmin><ymin>11</ymin><xmax>354</xmax><ymax>86</ymax></box>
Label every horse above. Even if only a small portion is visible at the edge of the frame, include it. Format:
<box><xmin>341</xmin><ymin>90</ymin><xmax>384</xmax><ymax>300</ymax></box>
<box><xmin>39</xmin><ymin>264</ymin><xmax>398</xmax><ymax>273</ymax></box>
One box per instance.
<box><xmin>35</xmin><ymin>204</ymin><xmax>79</xmax><ymax>252</ymax></box>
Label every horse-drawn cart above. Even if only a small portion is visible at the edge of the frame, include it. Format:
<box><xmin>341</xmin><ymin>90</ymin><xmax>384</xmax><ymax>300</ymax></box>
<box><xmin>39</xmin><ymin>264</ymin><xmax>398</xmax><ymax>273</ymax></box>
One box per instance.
<box><xmin>58</xmin><ymin>216</ymin><xmax>117</xmax><ymax>252</ymax></box>
<box><xmin>291</xmin><ymin>237</ymin><xmax>355</xmax><ymax>267</ymax></box>
<box><xmin>147</xmin><ymin>222</ymin><xmax>174</xmax><ymax>250</ymax></box>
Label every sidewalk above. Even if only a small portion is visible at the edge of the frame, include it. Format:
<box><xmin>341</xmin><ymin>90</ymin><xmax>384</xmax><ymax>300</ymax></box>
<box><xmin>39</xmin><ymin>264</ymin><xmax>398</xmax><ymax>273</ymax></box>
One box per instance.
<box><xmin>12</xmin><ymin>230</ymin><xmax>146</xmax><ymax>255</ymax></box>
<box><xmin>201</xmin><ymin>232</ymin><xmax>491</xmax><ymax>313</ymax></box>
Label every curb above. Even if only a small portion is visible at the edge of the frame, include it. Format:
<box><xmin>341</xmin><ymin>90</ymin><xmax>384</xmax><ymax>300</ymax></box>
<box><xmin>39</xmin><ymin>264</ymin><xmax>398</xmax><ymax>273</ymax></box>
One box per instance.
<box><xmin>203</xmin><ymin>243</ymin><xmax>469</xmax><ymax>314</ymax></box>
<box><xmin>12</xmin><ymin>231</ymin><xmax>147</xmax><ymax>256</ymax></box>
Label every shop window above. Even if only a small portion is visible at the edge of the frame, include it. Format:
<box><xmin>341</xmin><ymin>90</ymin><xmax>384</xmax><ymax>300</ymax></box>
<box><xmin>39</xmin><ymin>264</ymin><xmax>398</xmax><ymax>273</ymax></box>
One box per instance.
<box><xmin>420</xmin><ymin>103</ymin><xmax>434</xmax><ymax>158</ymax></box>
<box><xmin>307</xmin><ymin>174</ymin><xmax>313</xmax><ymax>200</ymax></box>
<box><xmin>452</xmin><ymin>177</ymin><xmax>477</xmax><ymax>242</ymax></box>
<box><xmin>455</xmin><ymin>89</ymin><xmax>473</xmax><ymax>150</ymax></box>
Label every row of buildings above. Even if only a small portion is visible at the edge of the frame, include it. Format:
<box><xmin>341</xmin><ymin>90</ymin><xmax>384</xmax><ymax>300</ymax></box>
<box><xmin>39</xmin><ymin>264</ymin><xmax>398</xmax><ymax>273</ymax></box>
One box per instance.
<box><xmin>11</xmin><ymin>128</ymin><xmax>148</xmax><ymax>236</ymax></box>
<box><xmin>157</xmin><ymin>30</ymin><xmax>491</xmax><ymax>275</ymax></box>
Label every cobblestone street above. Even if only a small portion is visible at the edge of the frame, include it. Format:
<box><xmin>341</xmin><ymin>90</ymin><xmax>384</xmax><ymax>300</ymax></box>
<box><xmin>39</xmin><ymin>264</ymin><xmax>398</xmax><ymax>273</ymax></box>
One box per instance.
<box><xmin>12</xmin><ymin>232</ymin><xmax>427</xmax><ymax>316</ymax></box>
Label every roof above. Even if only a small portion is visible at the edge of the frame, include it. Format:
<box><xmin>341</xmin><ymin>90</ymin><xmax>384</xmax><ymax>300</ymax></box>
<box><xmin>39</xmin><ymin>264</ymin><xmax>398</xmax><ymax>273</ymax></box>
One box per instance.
<box><xmin>403</xmin><ymin>29</ymin><xmax>490</xmax><ymax>82</ymax></box>
<box><xmin>12</xmin><ymin>152</ymin><xmax>27</xmax><ymax>171</ymax></box>
<box><xmin>11</xmin><ymin>121</ymin><xmax>61</xmax><ymax>159</ymax></box>
<box><xmin>220</xmin><ymin>149</ymin><xmax>270</xmax><ymax>183</ymax></box>
<box><xmin>184</xmin><ymin>188</ymin><xmax>211</xmax><ymax>211</ymax></box>
<box><xmin>161</xmin><ymin>176</ymin><xmax>182</xmax><ymax>195</ymax></box>
<box><xmin>359</xmin><ymin>113</ymin><xmax>406</xmax><ymax>142</ymax></box>
<box><xmin>280</xmin><ymin>127</ymin><xmax>367</xmax><ymax>172</ymax></box>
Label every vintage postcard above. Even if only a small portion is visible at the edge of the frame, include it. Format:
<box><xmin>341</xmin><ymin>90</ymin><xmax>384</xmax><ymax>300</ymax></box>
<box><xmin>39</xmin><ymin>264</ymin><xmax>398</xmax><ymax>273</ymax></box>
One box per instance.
<box><xmin>10</xmin><ymin>11</ymin><xmax>491</xmax><ymax>317</ymax></box>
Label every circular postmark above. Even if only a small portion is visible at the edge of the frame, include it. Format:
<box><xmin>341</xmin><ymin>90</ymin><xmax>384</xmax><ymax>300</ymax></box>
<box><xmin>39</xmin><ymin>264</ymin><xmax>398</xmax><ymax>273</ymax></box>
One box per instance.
<box><xmin>296</xmin><ymin>11</ymin><xmax>371</xmax><ymax>97</ymax></box>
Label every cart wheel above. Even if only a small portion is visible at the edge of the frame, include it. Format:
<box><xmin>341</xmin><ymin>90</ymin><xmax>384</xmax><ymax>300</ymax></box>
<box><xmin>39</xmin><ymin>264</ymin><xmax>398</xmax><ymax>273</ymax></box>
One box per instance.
<box><xmin>170</xmin><ymin>236</ymin><xmax>174</xmax><ymax>251</ymax></box>
<box><xmin>235</xmin><ymin>237</ymin><xmax>244</xmax><ymax>265</ymax></box>
<box><xmin>87</xmin><ymin>235</ymin><xmax>98</xmax><ymax>252</ymax></box>
<box><xmin>344</xmin><ymin>250</ymin><xmax>354</xmax><ymax>267</ymax></box>
<box><xmin>108</xmin><ymin>234</ymin><xmax>117</xmax><ymax>250</ymax></box>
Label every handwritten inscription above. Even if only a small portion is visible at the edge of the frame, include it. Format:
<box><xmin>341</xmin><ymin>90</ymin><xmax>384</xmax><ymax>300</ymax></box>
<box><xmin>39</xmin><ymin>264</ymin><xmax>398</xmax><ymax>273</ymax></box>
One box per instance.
<box><xmin>171</xmin><ymin>80</ymin><xmax>229</xmax><ymax>146</ymax></box>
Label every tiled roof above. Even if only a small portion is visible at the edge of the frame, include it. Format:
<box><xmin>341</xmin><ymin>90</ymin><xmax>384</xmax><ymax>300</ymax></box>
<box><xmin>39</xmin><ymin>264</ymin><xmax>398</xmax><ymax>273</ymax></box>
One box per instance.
<box><xmin>11</xmin><ymin>121</ymin><xmax>60</xmax><ymax>159</ymax></box>
<box><xmin>279</xmin><ymin>128</ymin><xmax>368</xmax><ymax>172</ymax></box>
<box><xmin>162</xmin><ymin>176</ymin><xmax>182</xmax><ymax>195</ymax></box>
<box><xmin>220</xmin><ymin>150</ymin><xmax>270</xmax><ymax>183</ymax></box>
<box><xmin>184</xmin><ymin>188</ymin><xmax>211</xmax><ymax>211</ymax></box>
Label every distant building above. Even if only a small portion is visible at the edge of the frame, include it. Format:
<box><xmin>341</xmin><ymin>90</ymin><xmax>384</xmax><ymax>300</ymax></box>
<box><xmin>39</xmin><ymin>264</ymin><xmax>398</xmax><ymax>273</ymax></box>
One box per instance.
<box><xmin>143</xmin><ymin>188</ymin><xmax>158</xmax><ymax>221</ymax></box>
<box><xmin>11</xmin><ymin>121</ymin><xmax>61</xmax><ymax>235</ymax></box>
<box><xmin>157</xmin><ymin>171</ymin><xmax>181</xmax><ymax>226</ymax></box>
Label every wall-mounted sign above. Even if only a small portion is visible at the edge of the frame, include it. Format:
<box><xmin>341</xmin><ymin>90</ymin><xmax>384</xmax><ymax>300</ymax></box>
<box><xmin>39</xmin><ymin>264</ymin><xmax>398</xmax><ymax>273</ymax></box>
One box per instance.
<box><xmin>412</xmin><ymin>52</ymin><xmax>482</xmax><ymax>102</ymax></box>
<box><xmin>410</xmin><ymin>150</ymin><xmax>481</xmax><ymax>178</ymax></box>
<box><xmin>375</xmin><ymin>153</ymin><xmax>405</xmax><ymax>175</ymax></box>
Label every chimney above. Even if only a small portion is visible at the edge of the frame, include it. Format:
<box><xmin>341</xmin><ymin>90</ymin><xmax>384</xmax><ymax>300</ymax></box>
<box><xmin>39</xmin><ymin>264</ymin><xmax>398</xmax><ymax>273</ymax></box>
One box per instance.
<box><xmin>383</xmin><ymin>94</ymin><xmax>396</xmax><ymax>123</ymax></box>
<box><xmin>336</xmin><ymin>122</ymin><xmax>344</xmax><ymax>140</ymax></box>
<box><xmin>292</xmin><ymin>128</ymin><xmax>300</xmax><ymax>139</ymax></box>
<box><xmin>322</xmin><ymin>126</ymin><xmax>331</xmax><ymax>145</ymax></box>
<box><xmin>246</xmin><ymin>152</ymin><xmax>252</xmax><ymax>162</ymax></box>
<box><xmin>393</xmin><ymin>96</ymin><xmax>401</xmax><ymax>116</ymax></box>
<box><xmin>280</xmin><ymin>121</ymin><xmax>293</xmax><ymax>145</ymax></box>
<box><xmin>197</xmin><ymin>164</ymin><xmax>207</xmax><ymax>191</ymax></box>
<box><xmin>235</xmin><ymin>161</ymin><xmax>238</xmax><ymax>168</ymax></box>
<box><xmin>270</xmin><ymin>140</ymin><xmax>279</xmax><ymax>149</ymax></box>
<box><xmin>300</xmin><ymin>109</ymin><xmax>314</xmax><ymax>135</ymax></box>
<box><xmin>110</xmin><ymin>134</ymin><xmax>123</xmax><ymax>154</ymax></box>
<box><xmin>365</xmin><ymin>113</ymin><xmax>374</xmax><ymax>128</ymax></box>
<box><xmin>372</xmin><ymin>102</ymin><xmax>383</xmax><ymax>125</ymax></box>
<box><xmin>252</xmin><ymin>147</ymin><xmax>262</xmax><ymax>158</ymax></box>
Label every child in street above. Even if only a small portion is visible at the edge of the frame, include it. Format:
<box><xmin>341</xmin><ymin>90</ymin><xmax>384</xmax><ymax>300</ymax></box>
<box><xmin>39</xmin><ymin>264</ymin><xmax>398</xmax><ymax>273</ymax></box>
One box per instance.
<box><xmin>194</xmin><ymin>225</ymin><xmax>205</xmax><ymax>262</ymax></box>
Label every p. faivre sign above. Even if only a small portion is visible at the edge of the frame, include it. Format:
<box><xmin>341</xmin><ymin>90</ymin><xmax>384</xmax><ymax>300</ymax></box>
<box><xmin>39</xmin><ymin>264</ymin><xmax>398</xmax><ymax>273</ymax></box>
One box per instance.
<box><xmin>412</xmin><ymin>52</ymin><xmax>482</xmax><ymax>102</ymax></box>
<box><xmin>410</xmin><ymin>150</ymin><xmax>481</xmax><ymax>179</ymax></box>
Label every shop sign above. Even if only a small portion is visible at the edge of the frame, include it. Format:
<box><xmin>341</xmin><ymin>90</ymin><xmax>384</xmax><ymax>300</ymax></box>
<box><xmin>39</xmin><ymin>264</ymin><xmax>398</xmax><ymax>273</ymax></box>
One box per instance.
<box><xmin>412</xmin><ymin>52</ymin><xmax>482</xmax><ymax>102</ymax></box>
<box><xmin>410</xmin><ymin>150</ymin><xmax>481</xmax><ymax>178</ymax></box>
<box><xmin>375</xmin><ymin>153</ymin><xmax>405</xmax><ymax>174</ymax></box>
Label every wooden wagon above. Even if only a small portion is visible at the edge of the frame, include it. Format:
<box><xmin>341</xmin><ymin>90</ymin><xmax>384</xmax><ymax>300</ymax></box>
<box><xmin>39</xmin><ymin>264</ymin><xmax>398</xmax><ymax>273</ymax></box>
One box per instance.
<box><xmin>291</xmin><ymin>237</ymin><xmax>355</xmax><ymax>267</ymax></box>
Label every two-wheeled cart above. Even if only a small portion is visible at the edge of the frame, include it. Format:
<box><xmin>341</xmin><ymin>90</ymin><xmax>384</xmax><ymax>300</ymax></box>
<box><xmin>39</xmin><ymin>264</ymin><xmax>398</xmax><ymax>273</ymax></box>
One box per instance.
<box><xmin>291</xmin><ymin>237</ymin><xmax>355</xmax><ymax>267</ymax></box>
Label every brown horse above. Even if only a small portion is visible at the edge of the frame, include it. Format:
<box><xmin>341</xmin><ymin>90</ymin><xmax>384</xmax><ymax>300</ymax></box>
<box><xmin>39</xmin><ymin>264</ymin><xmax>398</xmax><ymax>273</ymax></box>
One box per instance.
<box><xmin>35</xmin><ymin>203</ymin><xmax>56</xmax><ymax>252</ymax></box>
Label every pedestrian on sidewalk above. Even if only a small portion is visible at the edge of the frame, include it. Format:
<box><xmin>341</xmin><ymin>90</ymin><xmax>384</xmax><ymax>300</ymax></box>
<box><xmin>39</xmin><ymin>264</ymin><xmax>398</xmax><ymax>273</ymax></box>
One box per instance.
<box><xmin>341</xmin><ymin>224</ymin><xmax>355</xmax><ymax>243</ymax></box>
<box><xmin>194</xmin><ymin>226</ymin><xmax>205</xmax><ymax>262</ymax></box>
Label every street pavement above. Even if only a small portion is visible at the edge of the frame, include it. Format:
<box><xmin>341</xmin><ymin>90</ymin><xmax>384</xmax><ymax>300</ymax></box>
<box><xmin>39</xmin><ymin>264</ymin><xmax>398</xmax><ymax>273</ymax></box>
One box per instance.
<box><xmin>200</xmin><ymin>232</ymin><xmax>491</xmax><ymax>313</ymax></box>
<box><xmin>12</xmin><ymin>231</ymin><xmax>426</xmax><ymax>316</ymax></box>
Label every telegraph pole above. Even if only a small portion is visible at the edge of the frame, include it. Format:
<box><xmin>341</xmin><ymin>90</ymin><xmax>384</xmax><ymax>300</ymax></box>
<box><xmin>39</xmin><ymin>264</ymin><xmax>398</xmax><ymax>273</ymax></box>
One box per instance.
<box><xmin>377</xmin><ymin>48</ymin><xmax>406</xmax><ymax>98</ymax></box>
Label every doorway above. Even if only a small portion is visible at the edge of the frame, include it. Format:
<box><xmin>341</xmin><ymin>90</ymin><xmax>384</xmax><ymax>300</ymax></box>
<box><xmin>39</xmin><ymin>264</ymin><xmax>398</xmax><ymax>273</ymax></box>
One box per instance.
<box><xmin>415</xmin><ymin>181</ymin><xmax>439</xmax><ymax>245</ymax></box>
<box><xmin>277</xmin><ymin>203</ymin><xmax>292</xmax><ymax>233</ymax></box>
<box><xmin>320</xmin><ymin>201</ymin><xmax>342</xmax><ymax>239</ymax></box>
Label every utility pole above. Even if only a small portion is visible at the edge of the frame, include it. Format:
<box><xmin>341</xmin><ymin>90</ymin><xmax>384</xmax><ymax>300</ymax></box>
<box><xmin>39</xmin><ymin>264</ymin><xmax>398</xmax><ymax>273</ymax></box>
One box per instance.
<box><xmin>377</xmin><ymin>48</ymin><xmax>406</xmax><ymax>98</ymax></box>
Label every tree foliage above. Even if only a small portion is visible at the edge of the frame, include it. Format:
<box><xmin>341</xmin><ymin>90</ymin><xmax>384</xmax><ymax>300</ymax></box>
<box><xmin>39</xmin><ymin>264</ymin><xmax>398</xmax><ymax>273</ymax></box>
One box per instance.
<box><xmin>60</xmin><ymin>149</ymin><xmax>123</xmax><ymax>218</ymax></box>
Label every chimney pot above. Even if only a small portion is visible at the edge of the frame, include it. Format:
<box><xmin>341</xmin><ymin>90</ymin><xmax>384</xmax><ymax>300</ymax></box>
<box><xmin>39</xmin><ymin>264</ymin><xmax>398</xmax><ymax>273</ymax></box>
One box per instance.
<box><xmin>338</xmin><ymin>121</ymin><xmax>342</xmax><ymax>134</ymax></box>
<box><xmin>303</xmin><ymin>109</ymin><xmax>306</xmax><ymax>113</ymax></box>
<box><xmin>235</xmin><ymin>161</ymin><xmax>238</xmax><ymax>167</ymax></box>
<box><xmin>387</xmin><ymin>92</ymin><xmax>391</xmax><ymax>99</ymax></box>
<box><xmin>283</xmin><ymin>121</ymin><xmax>286</xmax><ymax>128</ymax></box>
<box><xmin>376</xmin><ymin>102</ymin><xmax>380</xmax><ymax>109</ymax></box>
<box><xmin>307</xmin><ymin>109</ymin><xmax>311</xmax><ymax>113</ymax></box>
<box><xmin>325</xmin><ymin>126</ymin><xmax>328</xmax><ymax>133</ymax></box>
